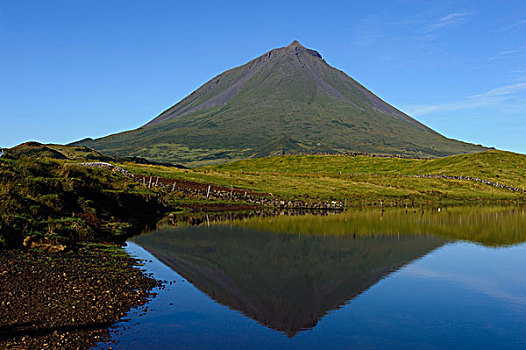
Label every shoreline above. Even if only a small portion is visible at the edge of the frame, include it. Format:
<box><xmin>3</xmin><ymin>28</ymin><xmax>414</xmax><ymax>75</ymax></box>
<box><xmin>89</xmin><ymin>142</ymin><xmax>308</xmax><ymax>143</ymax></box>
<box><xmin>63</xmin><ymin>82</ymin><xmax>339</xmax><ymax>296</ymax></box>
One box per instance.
<box><xmin>0</xmin><ymin>244</ymin><xmax>162</xmax><ymax>349</ymax></box>
<box><xmin>2</xmin><ymin>205</ymin><xmax>525</xmax><ymax>349</ymax></box>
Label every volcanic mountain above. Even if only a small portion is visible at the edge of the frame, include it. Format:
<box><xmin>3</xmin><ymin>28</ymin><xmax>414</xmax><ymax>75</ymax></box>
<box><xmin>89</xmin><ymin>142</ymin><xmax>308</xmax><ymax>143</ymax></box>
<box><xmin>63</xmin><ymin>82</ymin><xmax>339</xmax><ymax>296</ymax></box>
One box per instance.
<box><xmin>75</xmin><ymin>41</ymin><xmax>485</xmax><ymax>166</ymax></box>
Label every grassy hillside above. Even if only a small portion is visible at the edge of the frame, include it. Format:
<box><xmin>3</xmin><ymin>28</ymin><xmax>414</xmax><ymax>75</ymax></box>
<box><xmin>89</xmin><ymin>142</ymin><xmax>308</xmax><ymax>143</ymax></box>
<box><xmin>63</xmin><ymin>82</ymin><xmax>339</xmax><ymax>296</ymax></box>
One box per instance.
<box><xmin>119</xmin><ymin>150</ymin><xmax>526</xmax><ymax>203</ymax></box>
<box><xmin>1</xmin><ymin>142</ymin><xmax>524</xmax><ymax>247</ymax></box>
<box><xmin>212</xmin><ymin>150</ymin><xmax>526</xmax><ymax>188</ymax></box>
<box><xmin>5</xmin><ymin>142</ymin><xmax>114</xmax><ymax>161</ymax></box>
<box><xmin>0</xmin><ymin>155</ymin><xmax>167</xmax><ymax>248</ymax></box>
<box><xmin>4</xmin><ymin>141</ymin><xmax>184</xmax><ymax>167</ymax></box>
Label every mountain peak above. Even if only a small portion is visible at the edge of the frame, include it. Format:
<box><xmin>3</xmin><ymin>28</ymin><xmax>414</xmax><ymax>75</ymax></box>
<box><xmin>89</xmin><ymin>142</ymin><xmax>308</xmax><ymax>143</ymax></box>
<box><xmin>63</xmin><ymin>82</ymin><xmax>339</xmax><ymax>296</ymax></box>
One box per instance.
<box><xmin>288</xmin><ymin>40</ymin><xmax>304</xmax><ymax>48</ymax></box>
<box><xmin>285</xmin><ymin>40</ymin><xmax>322</xmax><ymax>59</ymax></box>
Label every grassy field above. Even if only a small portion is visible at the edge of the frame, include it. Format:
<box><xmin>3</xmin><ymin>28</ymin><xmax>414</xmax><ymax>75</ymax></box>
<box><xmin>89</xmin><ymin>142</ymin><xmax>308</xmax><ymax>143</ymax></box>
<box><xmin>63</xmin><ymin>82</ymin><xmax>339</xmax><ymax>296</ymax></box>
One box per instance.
<box><xmin>118</xmin><ymin>150</ymin><xmax>526</xmax><ymax>203</ymax></box>
<box><xmin>211</xmin><ymin>150</ymin><xmax>526</xmax><ymax>186</ymax></box>
<box><xmin>2</xmin><ymin>143</ymin><xmax>525</xmax><ymax>247</ymax></box>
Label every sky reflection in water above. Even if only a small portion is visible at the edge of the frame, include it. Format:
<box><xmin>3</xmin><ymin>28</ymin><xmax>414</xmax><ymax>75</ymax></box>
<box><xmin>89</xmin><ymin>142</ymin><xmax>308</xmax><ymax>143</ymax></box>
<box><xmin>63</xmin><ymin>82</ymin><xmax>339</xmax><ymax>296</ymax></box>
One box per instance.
<box><xmin>99</xmin><ymin>207</ymin><xmax>526</xmax><ymax>349</ymax></box>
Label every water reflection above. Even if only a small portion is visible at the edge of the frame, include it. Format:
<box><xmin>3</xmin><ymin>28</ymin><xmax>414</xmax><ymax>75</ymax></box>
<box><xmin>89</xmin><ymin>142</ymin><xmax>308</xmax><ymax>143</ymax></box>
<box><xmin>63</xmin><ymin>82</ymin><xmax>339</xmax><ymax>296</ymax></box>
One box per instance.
<box><xmin>115</xmin><ymin>207</ymin><xmax>526</xmax><ymax>348</ymax></box>
<box><xmin>133</xmin><ymin>217</ymin><xmax>451</xmax><ymax>335</ymax></box>
<box><xmin>172</xmin><ymin>206</ymin><xmax>526</xmax><ymax>247</ymax></box>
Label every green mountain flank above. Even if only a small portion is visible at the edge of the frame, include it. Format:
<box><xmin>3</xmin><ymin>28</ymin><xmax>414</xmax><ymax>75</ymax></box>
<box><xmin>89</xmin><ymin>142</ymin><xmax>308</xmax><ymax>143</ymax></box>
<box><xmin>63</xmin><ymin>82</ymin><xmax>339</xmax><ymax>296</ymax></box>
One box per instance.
<box><xmin>73</xmin><ymin>41</ymin><xmax>486</xmax><ymax>166</ymax></box>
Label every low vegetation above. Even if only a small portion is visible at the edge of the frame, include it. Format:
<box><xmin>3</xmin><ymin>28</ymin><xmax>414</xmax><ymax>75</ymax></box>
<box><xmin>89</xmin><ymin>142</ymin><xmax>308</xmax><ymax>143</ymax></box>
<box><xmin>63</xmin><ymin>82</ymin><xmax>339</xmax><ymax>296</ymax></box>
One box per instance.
<box><xmin>119</xmin><ymin>150</ymin><xmax>526</xmax><ymax>203</ymax></box>
<box><xmin>0</xmin><ymin>153</ymin><xmax>166</xmax><ymax>247</ymax></box>
<box><xmin>1</xmin><ymin>143</ymin><xmax>525</xmax><ymax>248</ymax></box>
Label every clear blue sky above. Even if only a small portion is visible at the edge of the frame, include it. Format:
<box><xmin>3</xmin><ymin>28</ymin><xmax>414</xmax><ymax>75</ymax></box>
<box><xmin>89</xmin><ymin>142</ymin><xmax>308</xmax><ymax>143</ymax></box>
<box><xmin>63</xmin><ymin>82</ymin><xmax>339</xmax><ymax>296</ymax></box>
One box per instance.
<box><xmin>1</xmin><ymin>0</ymin><xmax>525</xmax><ymax>153</ymax></box>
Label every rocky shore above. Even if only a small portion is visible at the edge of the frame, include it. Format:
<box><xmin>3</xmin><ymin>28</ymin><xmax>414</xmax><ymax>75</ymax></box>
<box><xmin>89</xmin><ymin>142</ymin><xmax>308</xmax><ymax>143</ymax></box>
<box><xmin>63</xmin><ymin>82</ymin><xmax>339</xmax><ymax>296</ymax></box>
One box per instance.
<box><xmin>0</xmin><ymin>245</ymin><xmax>162</xmax><ymax>349</ymax></box>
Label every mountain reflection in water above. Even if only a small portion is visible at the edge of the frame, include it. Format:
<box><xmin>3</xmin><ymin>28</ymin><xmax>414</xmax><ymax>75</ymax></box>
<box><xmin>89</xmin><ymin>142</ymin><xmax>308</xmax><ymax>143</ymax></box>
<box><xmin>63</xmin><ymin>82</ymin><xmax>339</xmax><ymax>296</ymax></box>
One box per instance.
<box><xmin>117</xmin><ymin>207</ymin><xmax>526</xmax><ymax>348</ymax></box>
<box><xmin>133</xmin><ymin>209</ymin><xmax>468</xmax><ymax>336</ymax></box>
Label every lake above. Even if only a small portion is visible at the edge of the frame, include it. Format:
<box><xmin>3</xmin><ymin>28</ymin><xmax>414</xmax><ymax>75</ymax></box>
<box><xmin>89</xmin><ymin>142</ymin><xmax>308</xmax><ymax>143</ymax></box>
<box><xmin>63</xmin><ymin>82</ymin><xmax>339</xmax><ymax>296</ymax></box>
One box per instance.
<box><xmin>97</xmin><ymin>207</ymin><xmax>526</xmax><ymax>349</ymax></box>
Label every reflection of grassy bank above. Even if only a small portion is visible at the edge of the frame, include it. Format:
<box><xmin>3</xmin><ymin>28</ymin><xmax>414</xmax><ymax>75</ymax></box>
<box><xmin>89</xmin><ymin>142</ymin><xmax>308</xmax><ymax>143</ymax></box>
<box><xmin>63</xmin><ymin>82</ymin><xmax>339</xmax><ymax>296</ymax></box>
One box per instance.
<box><xmin>218</xmin><ymin>206</ymin><xmax>526</xmax><ymax>247</ymax></box>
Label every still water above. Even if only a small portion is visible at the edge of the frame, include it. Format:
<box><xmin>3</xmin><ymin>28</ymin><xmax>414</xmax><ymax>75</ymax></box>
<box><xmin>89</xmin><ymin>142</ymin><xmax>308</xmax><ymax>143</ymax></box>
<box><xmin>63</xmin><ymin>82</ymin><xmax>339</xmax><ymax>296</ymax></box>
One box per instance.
<box><xmin>100</xmin><ymin>207</ymin><xmax>526</xmax><ymax>349</ymax></box>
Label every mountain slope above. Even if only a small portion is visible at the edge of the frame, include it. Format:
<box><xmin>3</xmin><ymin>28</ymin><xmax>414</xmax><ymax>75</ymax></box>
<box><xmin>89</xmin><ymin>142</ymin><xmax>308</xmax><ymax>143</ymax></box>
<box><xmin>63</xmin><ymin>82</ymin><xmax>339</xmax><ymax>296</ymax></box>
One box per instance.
<box><xmin>75</xmin><ymin>41</ymin><xmax>486</xmax><ymax>166</ymax></box>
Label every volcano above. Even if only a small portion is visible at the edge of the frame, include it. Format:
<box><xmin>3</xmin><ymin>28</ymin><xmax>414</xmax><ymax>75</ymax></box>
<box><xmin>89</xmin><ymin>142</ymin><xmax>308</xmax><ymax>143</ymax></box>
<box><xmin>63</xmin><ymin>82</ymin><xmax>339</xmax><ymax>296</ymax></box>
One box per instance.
<box><xmin>75</xmin><ymin>41</ymin><xmax>485</xmax><ymax>166</ymax></box>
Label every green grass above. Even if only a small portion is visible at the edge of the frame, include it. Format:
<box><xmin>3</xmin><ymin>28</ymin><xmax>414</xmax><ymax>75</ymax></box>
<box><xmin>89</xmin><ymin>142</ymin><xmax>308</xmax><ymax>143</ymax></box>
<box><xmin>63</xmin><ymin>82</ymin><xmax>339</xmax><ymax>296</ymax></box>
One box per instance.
<box><xmin>0</xmin><ymin>155</ymin><xmax>168</xmax><ymax>247</ymax></box>
<box><xmin>118</xmin><ymin>150</ymin><xmax>526</xmax><ymax>203</ymax></box>
<box><xmin>211</xmin><ymin>150</ymin><xmax>526</xmax><ymax>186</ymax></box>
<box><xmin>2</xmin><ymin>143</ymin><xmax>524</xmax><ymax>248</ymax></box>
